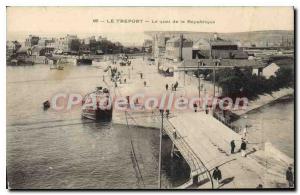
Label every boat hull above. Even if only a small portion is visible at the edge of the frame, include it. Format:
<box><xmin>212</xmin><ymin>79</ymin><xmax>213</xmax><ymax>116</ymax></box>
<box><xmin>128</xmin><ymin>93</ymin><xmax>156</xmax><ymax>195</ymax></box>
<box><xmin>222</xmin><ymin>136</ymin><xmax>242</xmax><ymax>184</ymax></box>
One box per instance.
<box><xmin>82</xmin><ymin>108</ymin><xmax>113</xmax><ymax>121</ymax></box>
<box><xmin>76</xmin><ymin>59</ymin><xmax>93</xmax><ymax>65</ymax></box>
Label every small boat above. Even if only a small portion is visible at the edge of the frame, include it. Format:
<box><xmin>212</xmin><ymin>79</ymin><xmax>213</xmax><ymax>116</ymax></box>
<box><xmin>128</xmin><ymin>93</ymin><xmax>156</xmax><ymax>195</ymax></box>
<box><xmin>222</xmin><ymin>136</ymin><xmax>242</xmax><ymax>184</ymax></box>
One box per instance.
<box><xmin>76</xmin><ymin>55</ymin><xmax>93</xmax><ymax>65</ymax></box>
<box><xmin>9</xmin><ymin>58</ymin><xmax>34</xmax><ymax>66</ymax></box>
<box><xmin>81</xmin><ymin>87</ymin><xmax>113</xmax><ymax>121</ymax></box>
<box><xmin>57</xmin><ymin>64</ymin><xmax>64</xmax><ymax>70</ymax></box>
<box><xmin>48</xmin><ymin>57</ymin><xmax>65</xmax><ymax>70</ymax></box>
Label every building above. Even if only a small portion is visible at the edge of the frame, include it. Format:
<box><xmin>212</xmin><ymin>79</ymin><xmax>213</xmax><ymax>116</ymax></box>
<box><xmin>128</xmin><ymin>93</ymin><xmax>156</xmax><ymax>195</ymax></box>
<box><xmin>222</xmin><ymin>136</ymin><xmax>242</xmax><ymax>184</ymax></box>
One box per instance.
<box><xmin>25</xmin><ymin>35</ymin><xmax>40</xmax><ymax>47</ymax></box>
<box><xmin>84</xmin><ymin>36</ymin><xmax>96</xmax><ymax>45</ymax></box>
<box><xmin>79</xmin><ymin>43</ymin><xmax>90</xmax><ymax>54</ymax></box>
<box><xmin>256</xmin><ymin>63</ymin><xmax>280</xmax><ymax>79</ymax></box>
<box><xmin>192</xmin><ymin>34</ymin><xmax>248</xmax><ymax>60</ymax></box>
<box><xmin>165</xmin><ymin>34</ymin><xmax>193</xmax><ymax>61</ymax></box>
<box><xmin>15</xmin><ymin>47</ymin><xmax>31</xmax><ymax>59</ymax></box>
<box><xmin>152</xmin><ymin>34</ymin><xmax>169</xmax><ymax>58</ymax></box>
<box><xmin>210</xmin><ymin>33</ymin><xmax>240</xmax><ymax>59</ymax></box>
<box><xmin>55</xmin><ymin>34</ymin><xmax>78</xmax><ymax>53</ymax></box>
<box><xmin>97</xmin><ymin>36</ymin><xmax>107</xmax><ymax>42</ymax></box>
<box><xmin>143</xmin><ymin>39</ymin><xmax>153</xmax><ymax>53</ymax></box>
<box><xmin>6</xmin><ymin>41</ymin><xmax>22</xmax><ymax>58</ymax></box>
<box><xmin>30</xmin><ymin>45</ymin><xmax>55</xmax><ymax>57</ymax></box>
<box><xmin>192</xmin><ymin>39</ymin><xmax>211</xmax><ymax>59</ymax></box>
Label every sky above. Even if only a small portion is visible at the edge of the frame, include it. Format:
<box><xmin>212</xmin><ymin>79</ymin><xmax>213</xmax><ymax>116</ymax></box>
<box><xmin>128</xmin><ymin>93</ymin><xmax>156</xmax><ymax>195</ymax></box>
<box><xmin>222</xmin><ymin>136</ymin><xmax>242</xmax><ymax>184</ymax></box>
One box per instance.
<box><xmin>7</xmin><ymin>7</ymin><xmax>294</xmax><ymax>46</ymax></box>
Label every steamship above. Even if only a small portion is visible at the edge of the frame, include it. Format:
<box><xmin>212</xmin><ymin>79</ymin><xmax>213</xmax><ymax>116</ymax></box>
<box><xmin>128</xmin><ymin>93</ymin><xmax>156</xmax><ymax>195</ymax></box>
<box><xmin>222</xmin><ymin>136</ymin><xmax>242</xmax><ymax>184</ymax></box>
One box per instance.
<box><xmin>81</xmin><ymin>87</ymin><xmax>113</xmax><ymax>121</ymax></box>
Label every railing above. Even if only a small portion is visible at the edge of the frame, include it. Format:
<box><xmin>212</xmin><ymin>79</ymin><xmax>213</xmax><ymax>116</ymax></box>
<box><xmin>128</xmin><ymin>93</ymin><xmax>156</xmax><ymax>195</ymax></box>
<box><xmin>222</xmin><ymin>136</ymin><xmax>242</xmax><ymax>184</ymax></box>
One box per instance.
<box><xmin>153</xmin><ymin>110</ymin><xmax>213</xmax><ymax>189</ymax></box>
<box><xmin>213</xmin><ymin>111</ymin><xmax>241</xmax><ymax>133</ymax></box>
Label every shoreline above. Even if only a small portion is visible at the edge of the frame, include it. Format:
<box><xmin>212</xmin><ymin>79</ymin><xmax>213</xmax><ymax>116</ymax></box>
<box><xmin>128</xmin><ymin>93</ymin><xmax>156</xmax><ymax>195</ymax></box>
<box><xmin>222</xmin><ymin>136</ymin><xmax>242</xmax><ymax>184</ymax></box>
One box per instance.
<box><xmin>230</xmin><ymin>87</ymin><xmax>294</xmax><ymax>120</ymax></box>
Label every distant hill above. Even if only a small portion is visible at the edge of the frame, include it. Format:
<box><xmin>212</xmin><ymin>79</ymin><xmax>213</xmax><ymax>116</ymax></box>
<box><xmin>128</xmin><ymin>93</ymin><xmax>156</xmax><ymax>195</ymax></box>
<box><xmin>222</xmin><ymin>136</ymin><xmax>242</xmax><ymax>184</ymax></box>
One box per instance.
<box><xmin>145</xmin><ymin>30</ymin><xmax>294</xmax><ymax>47</ymax></box>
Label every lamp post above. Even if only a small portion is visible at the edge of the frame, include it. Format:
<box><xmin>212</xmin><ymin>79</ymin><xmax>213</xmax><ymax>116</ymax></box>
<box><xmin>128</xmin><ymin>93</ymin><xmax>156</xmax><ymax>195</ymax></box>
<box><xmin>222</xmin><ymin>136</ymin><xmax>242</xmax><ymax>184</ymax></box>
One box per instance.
<box><xmin>197</xmin><ymin>60</ymin><xmax>202</xmax><ymax>99</ymax></box>
<box><xmin>158</xmin><ymin>109</ymin><xmax>164</xmax><ymax>189</ymax></box>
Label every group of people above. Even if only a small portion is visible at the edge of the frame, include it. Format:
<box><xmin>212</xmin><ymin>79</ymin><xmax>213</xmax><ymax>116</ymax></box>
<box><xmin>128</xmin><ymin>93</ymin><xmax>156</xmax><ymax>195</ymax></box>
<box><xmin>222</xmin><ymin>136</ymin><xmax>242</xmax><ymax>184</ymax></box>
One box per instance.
<box><xmin>192</xmin><ymin>102</ymin><xmax>209</xmax><ymax>114</ymax></box>
<box><xmin>212</xmin><ymin>163</ymin><xmax>294</xmax><ymax>189</ymax></box>
<box><xmin>230</xmin><ymin>138</ymin><xmax>247</xmax><ymax>157</ymax></box>
<box><xmin>230</xmin><ymin>125</ymin><xmax>248</xmax><ymax>156</ymax></box>
<box><xmin>165</xmin><ymin>81</ymin><xmax>179</xmax><ymax>91</ymax></box>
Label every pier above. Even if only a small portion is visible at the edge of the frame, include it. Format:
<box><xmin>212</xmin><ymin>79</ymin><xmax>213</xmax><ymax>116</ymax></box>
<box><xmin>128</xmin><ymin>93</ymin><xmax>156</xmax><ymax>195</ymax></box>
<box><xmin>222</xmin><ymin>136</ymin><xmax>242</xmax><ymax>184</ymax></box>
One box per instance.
<box><xmin>110</xmin><ymin>56</ymin><xmax>293</xmax><ymax>189</ymax></box>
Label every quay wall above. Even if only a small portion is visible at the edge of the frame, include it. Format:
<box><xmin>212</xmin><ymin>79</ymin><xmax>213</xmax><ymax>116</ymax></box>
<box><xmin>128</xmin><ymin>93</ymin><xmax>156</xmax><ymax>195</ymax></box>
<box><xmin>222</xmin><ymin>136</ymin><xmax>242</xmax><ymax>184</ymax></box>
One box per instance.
<box><xmin>231</xmin><ymin>87</ymin><xmax>294</xmax><ymax>117</ymax></box>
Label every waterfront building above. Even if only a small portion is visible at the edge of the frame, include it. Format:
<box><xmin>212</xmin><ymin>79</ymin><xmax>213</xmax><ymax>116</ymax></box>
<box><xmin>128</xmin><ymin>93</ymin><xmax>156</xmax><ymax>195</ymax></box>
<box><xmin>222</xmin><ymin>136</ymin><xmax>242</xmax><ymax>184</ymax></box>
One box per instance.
<box><xmin>191</xmin><ymin>34</ymin><xmax>248</xmax><ymax>60</ymax></box>
<box><xmin>56</xmin><ymin>34</ymin><xmax>78</xmax><ymax>53</ymax></box>
<box><xmin>25</xmin><ymin>35</ymin><xmax>40</xmax><ymax>47</ymax></box>
<box><xmin>6</xmin><ymin>41</ymin><xmax>22</xmax><ymax>58</ymax></box>
<box><xmin>165</xmin><ymin>35</ymin><xmax>193</xmax><ymax>61</ymax></box>
<box><xmin>152</xmin><ymin>34</ymin><xmax>169</xmax><ymax>58</ymax></box>
<box><xmin>79</xmin><ymin>43</ymin><xmax>90</xmax><ymax>54</ymax></box>
<box><xmin>84</xmin><ymin>36</ymin><xmax>96</xmax><ymax>44</ymax></box>
<box><xmin>209</xmin><ymin>34</ymin><xmax>248</xmax><ymax>59</ymax></box>
<box><xmin>143</xmin><ymin>39</ymin><xmax>153</xmax><ymax>53</ymax></box>
<box><xmin>192</xmin><ymin>39</ymin><xmax>211</xmax><ymax>59</ymax></box>
<box><xmin>30</xmin><ymin>45</ymin><xmax>54</xmax><ymax>57</ymax></box>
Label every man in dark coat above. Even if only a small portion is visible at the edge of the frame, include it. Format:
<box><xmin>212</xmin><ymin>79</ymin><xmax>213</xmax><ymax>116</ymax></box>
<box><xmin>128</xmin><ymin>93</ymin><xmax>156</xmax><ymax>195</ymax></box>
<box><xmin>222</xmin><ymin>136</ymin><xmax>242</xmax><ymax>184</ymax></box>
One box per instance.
<box><xmin>240</xmin><ymin>139</ymin><xmax>247</xmax><ymax>157</ymax></box>
<box><xmin>212</xmin><ymin>166</ymin><xmax>222</xmax><ymax>187</ymax></box>
<box><xmin>286</xmin><ymin>166</ymin><xmax>294</xmax><ymax>188</ymax></box>
<box><xmin>174</xmin><ymin>81</ymin><xmax>178</xmax><ymax>91</ymax></box>
<box><xmin>193</xmin><ymin>102</ymin><xmax>198</xmax><ymax>112</ymax></box>
<box><xmin>230</xmin><ymin>140</ymin><xmax>235</xmax><ymax>154</ymax></box>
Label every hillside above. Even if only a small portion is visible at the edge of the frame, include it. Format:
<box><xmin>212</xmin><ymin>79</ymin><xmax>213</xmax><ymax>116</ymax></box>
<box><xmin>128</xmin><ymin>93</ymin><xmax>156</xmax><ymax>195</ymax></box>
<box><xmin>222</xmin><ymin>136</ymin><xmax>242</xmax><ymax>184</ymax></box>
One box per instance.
<box><xmin>145</xmin><ymin>30</ymin><xmax>294</xmax><ymax>46</ymax></box>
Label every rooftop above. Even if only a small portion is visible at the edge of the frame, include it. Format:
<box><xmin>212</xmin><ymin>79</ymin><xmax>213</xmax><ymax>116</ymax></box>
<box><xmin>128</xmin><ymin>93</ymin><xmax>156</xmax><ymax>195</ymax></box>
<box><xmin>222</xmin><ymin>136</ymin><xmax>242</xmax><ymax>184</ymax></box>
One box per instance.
<box><xmin>166</xmin><ymin>37</ymin><xmax>193</xmax><ymax>43</ymax></box>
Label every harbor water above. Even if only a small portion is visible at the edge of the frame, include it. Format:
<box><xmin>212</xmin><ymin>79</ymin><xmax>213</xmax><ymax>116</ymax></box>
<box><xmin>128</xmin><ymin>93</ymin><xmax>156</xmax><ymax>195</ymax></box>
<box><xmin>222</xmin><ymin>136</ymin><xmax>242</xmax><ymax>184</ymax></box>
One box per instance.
<box><xmin>232</xmin><ymin>95</ymin><xmax>294</xmax><ymax>159</ymax></box>
<box><xmin>6</xmin><ymin>63</ymin><xmax>189</xmax><ymax>189</ymax></box>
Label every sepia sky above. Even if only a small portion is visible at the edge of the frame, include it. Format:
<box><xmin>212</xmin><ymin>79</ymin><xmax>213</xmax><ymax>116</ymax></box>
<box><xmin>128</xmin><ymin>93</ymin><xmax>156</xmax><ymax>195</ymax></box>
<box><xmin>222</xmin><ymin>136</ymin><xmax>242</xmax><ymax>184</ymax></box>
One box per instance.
<box><xmin>7</xmin><ymin>7</ymin><xmax>294</xmax><ymax>45</ymax></box>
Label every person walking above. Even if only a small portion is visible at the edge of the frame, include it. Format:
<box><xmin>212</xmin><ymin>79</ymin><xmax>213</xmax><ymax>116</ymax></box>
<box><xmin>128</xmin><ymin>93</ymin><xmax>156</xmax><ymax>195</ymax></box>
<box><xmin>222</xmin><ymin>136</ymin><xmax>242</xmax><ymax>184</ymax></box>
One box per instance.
<box><xmin>173</xmin><ymin>129</ymin><xmax>177</xmax><ymax>139</ymax></box>
<box><xmin>230</xmin><ymin>140</ymin><xmax>235</xmax><ymax>154</ymax></box>
<box><xmin>240</xmin><ymin>139</ymin><xmax>247</xmax><ymax>157</ymax></box>
<box><xmin>193</xmin><ymin>102</ymin><xmax>198</xmax><ymax>112</ymax></box>
<box><xmin>286</xmin><ymin>166</ymin><xmax>294</xmax><ymax>188</ymax></box>
<box><xmin>243</xmin><ymin>125</ymin><xmax>248</xmax><ymax>138</ymax></box>
<box><xmin>212</xmin><ymin>167</ymin><xmax>222</xmax><ymax>187</ymax></box>
<box><xmin>205</xmin><ymin>105</ymin><xmax>209</xmax><ymax>114</ymax></box>
<box><xmin>126</xmin><ymin>96</ymin><xmax>130</xmax><ymax>107</ymax></box>
<box><xmin>166</xmin><ymin>109</ymin><xmax>170</xmax><ymax>118</ymax></box>
<box><xmin>144</xmin><ymin>81</ymin><xmax>147</xmax><ymax>87</ymax></box>
<box><xmin>165</xmin><ymin>84</ymin><xmax>169</xmax><ymax>90</ymax></box>
<box><xmin>174</xmin><ymin>81</ymin><xmax>178</xmax><ymax>91</ymax></box>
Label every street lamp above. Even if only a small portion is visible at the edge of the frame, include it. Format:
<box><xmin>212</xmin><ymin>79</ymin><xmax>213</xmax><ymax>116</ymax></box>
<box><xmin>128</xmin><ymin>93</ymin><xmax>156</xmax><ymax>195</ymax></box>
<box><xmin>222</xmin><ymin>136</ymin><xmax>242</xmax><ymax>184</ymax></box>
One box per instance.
<box><xmin>197</xmin><ymin>60</ymin><xmax>203</xmax><ymax>99</ymax></box>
